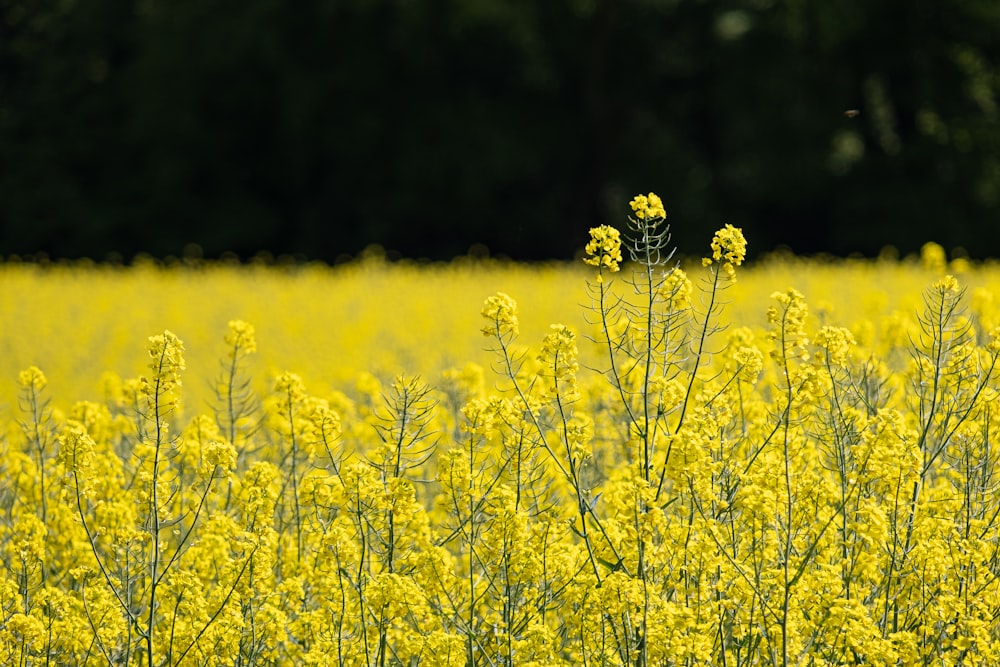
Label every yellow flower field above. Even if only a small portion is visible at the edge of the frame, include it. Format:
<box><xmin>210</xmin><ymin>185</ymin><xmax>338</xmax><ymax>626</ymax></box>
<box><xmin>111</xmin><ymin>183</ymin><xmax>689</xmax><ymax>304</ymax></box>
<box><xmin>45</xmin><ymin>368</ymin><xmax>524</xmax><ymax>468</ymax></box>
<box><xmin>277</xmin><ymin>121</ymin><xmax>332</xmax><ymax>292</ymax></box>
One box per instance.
<box><xmin>3</xmin><ymin>200</ymin><xmax>1000</xmax><ymax>665</ymax></box>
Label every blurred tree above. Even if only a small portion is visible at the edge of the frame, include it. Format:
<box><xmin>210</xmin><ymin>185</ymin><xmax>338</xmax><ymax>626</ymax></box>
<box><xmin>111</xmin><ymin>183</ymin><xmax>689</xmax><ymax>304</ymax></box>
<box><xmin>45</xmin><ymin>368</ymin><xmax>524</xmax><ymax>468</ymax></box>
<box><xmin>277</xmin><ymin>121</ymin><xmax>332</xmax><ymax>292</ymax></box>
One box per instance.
<box><xmin>1</xmin><ymin>0</ymin><xmax>999</xmax><ymax>261</ymax></box>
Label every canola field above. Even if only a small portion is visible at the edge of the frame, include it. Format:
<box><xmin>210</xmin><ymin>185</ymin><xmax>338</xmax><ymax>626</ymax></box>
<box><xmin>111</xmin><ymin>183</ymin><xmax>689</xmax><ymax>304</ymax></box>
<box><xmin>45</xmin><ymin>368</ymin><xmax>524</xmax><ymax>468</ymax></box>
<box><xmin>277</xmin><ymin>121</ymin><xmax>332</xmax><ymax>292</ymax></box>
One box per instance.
<box><xmin>4</xmin><ymin>198</ymin><xmax>1000</xmax><ymax>665</ymax></box>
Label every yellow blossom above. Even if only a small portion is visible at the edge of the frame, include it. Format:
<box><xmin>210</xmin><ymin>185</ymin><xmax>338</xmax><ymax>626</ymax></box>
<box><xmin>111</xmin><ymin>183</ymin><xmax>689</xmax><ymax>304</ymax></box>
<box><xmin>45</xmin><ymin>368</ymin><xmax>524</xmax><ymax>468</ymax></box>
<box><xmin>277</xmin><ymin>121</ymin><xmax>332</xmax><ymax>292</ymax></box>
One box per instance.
<box><xmin>200</xmin><ymin>438</ymin><xmax>237</xmax><ymax>479</ymax></box>
<box><xmin>987</xmin><ymin>326</ymin><xmax>1000</xmax><ymax>354</ymax></box>
<box><xmin>659</xmin><ymin>267</ymin><xmax>692</xmax><ymax>308</ymax></box>
<box><xmin>584</xmin><ymin>224</ymin><xmax>623</xmax><ymax>273</ymax></box>
<box><xmin>768</xmin><ymin>287</ymin><xmax>810</xmax><ymax>363</ymax></box>
<box><xmin>17</xmin><ymin>366</ymin><xmax>47</xmax><ymax>392</ymax></box>
<box><xmin>734</xmin><ymin>345</ymin><xmax>764</xmax><ymax>383</ymax></box>
<box><xmin>140</xmin><ymin>329</ymin><xmax>186</xmax><ymax>414</ymax></box>
<box><xmin>224</xmin><ymin>319</ymin><xmax>257</xmax><ymax>356</ymax></box>
<box><xmin>920</xmin><ymin>241</ymin><xmax>947</xmax><ymax>273</ymax></box>
<box><xmin>705</xmin><ymin>223</ymin><xmax>747</xmax><ymax>279</ymax></box>
<box><xmin>537</xmin><ymin>323</ymin><xmax>579</xmax><ymax>401</ymax></box>
<box><xmin>481</xmin><ymin>291</ymin><xmax>519</xmax><ymax>337</ymax></box>
<box><xmin>815</xmin><ymin>325</ymin><xmax>856</xmax><ymax>367</ymax></box>
<box><xmin>629</xmin><ymin>192</ymin><xmax>666</xmax><ymax>220</ymax></box>
<box><xmin>932</xmin><ymin>273</ymin><xmax>961</xmax><ymax>294</ymax></box>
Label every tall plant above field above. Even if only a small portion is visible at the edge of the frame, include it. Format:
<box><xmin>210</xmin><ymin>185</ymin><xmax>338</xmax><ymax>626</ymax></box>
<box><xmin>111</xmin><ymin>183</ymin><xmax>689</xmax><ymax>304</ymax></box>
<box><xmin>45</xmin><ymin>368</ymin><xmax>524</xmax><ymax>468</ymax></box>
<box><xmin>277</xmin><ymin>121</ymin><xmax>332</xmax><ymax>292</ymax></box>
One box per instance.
<box><xmin>563</xmin><ymin>193</ymin><xmax>743</xmax><ymax>664</ymax></box>
<box><xmin>584</xmin><ymin>194</ymin><xmax>748</xmax><ymax>485</ymax></box>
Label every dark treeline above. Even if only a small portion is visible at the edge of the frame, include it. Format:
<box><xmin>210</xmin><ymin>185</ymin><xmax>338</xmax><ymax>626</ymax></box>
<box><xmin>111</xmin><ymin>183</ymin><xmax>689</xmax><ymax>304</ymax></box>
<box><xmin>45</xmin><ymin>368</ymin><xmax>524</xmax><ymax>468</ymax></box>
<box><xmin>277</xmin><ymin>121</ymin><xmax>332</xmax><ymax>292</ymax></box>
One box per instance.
<box><xmin>3</xmin><ymin>0</ymin><xmax>1000</xmax><ymax>263</ymax></box>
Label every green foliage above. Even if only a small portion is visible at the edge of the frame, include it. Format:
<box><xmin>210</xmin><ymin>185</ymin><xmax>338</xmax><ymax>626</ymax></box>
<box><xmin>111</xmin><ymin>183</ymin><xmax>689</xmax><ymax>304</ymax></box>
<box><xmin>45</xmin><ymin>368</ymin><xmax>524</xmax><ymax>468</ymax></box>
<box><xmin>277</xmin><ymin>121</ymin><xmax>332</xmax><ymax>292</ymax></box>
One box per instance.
<box><xmin>4</xmin><ymin>0</ymin><xmax>1000</xmax><ymax>260</ymax></box>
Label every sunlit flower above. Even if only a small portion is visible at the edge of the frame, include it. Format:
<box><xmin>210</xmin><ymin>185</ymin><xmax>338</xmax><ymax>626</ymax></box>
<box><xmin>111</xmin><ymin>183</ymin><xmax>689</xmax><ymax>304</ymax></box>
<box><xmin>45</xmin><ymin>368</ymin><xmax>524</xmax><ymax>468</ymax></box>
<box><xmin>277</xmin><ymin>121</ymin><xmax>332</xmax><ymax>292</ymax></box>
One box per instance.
<box><xmin>200</xmin><ymin>438</ymin><xmax>237</xmax><ymax>479</ymax></box>
<box><xmin>140</xmin><ymin>329</ymin><xmax>186</xmax><ymax>413</ymax></box>
<box><xmin>733</xmin><ymin>345</ymin><xmax>764</xmax><ymax>383</ymax></box>
<box><xmin>584</xmin><ymin>224</ymin><xmax>623</xmax><ymax>274</ymax></box>
<box><xmin>537</xmin><ymin>323</ymin><xmax>579</xmax><ymax>401</ymax></box>
<box><xmin>224</xmin><ymin>319</ymin><xmax>257</xmax><ymax>356</ymax></box>
<box><xmin>920</xmin><ymin>241</ymin><xmax>947</xmax><ymax>273</ymax></box>
<box><xmin>768</xmin><ymin>287</ymin><xmax>810</xmax><ymax>363</ymax></box>
<box><xmin>932</xmin><ymin>273</ymin><xmax>961</xmax><ymax>294</ymax></box>
<box><xmin>629</xmin><ymin>192</ymin><xmax>667</xmax><ymax>220</ymax></box>
<box><xmin>659</xmin><ymin>267</ymin><xmax>692</xmax><ymax>309</ymax></box>
<box><xmin>815</xmin><ymin>325</ymin><xmax>856</xmax><ymax>367</ymax></box>
<box><xmin>481</xmin><ymin>291</ymin><xmax>519</xmax><ymax>337</ymax></box>
<box><xmin>704</xmin><ymin>224</ymin><xmax>747</xmax><ymax>280</ymax></box>
<box><xmin>18</xmin><ymin>365</ymin><xmax>47</xmax><ymax>392</ymax></box>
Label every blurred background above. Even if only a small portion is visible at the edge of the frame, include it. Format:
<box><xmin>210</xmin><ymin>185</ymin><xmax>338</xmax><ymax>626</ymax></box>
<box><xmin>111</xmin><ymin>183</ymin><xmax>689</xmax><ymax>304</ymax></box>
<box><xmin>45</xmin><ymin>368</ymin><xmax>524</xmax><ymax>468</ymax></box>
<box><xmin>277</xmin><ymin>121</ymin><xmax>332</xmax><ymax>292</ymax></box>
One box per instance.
<box><xmin>2</xmin><ymin>0</ymin><xmax>1000</xmax><ymax>263</ymax></box>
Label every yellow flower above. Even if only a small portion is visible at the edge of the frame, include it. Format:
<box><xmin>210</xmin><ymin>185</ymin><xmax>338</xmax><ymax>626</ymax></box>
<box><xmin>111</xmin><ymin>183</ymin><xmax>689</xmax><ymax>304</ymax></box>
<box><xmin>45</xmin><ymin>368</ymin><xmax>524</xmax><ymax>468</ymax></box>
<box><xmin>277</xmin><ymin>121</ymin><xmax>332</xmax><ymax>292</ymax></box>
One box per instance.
<box><xmin>6</xmin><ymin>613</ymin><xmax>46</xmax><ymax>652</ymax></box>
<box><xmin>141</xmin><ymin>329</ymin><xmax>186</xmax><ymax>411</ymax></box>
<box><xmin>629</xmin><ymin>192</ymin><xmax>666</xmax><ymax>220</ymax></box>
<box><xmin>57</xmin><ymin>420</ymin><xmax>97</xmax><ymax>474</ymax></box>
<box><xmin>566</xmin><ymin>413</ymin><xmax>594</xmax><ymax>461</ymax></box>
<box><xmin>301</xmin><ymin>396</ymin><xmax>342</xmax><ymax>456</ymax></box>
<box><xmin>5</xmin><ymin>514</ymin><xmax>47</xmax><ymax>567</ymax></box>
<box><xmin>224</xmin><ymin>319</ymin><xmax>257</xmax><ymax>356</ymax></box>
<box><xmin>537</xmin><ymin>323</ymin><xmax>579</xmax><ymax>401</ymax></box>
<box><xmin>733</xmin><ymin>345</ymin><xmax>764</xmax><ymax>383</ymax></box>
<box><xmin>273</xmin><ymin>370</ymin><xmax>307</xmax><ymax>406</ymax></box>
<box><xmin>710</xmin><ymin>224</ymin><xmax>747</xmax><ymax>265</ymax></box>
<box><xmin>815</xmin><ymin>325</ymin><xmax>856</xmax><ymax>367</ymax></box>
<box><xmin>659</xmin><ymin>267</ymin><xmax>692</xmax><ymax>308</ymax></box>
<box><xmin>705</xmin><ymin>224</ymin><xmax>747</xmax><ymax>279</ymax></box>
<box><xmin>481</xmin><ymin>291</ymin><xmax>519</xmax><ymax>337</ymax></box>
<box><xmin>238</xmin><ymin>461</ymin><xmax>281</xmax><ymax>519</ymax></box>
<box><xmin>147</xmin><ymin>329</ymin><xmax>186</xmax><ymax>380</ymax></box>
<box><xmin>768</xmin><ymin>287</ymin><xmax>810</xmax><ymax>363</ymax></box>
<box><xmin>931</xmin><ymin>273</ymin><xmax>960</xmax><ymax>294</ymax></box>
<box><xmin>987</xmin><ymin>326</ymin><xmax>1000</xmax><ymax>354</ymax></box>
<box><xmin>583</xmin><ymin>224</ymin><xmax>623</xmax><ymax>273</ymax></box>
<box><xmin>18</xmin><ymin>365</ymin><xmax>47</xmax><ymax>392</ymax></box>
<box><xmin>200</xmin><ymin>438</ymin><xmax>237</xmax><ymax>479</ymax></box>
<box><xmin>460</xmin><ymin>397</ymin><xmax>498</xmax><ymax>436</ymax></box>
<box><xmin>920</xmin><ymin>241</ymin><xmax>947</xmax><ymax>273</ymax></box>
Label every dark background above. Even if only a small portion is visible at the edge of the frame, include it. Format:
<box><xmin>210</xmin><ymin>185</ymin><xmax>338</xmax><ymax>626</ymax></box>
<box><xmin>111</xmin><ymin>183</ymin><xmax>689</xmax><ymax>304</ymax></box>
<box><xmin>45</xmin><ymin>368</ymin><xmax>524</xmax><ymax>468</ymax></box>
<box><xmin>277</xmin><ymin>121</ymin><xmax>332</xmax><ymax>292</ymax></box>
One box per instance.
<box><xmin>3</xmin><ymin>0</ymin><xmax>1000</xmax><ymax>263</ymax></box>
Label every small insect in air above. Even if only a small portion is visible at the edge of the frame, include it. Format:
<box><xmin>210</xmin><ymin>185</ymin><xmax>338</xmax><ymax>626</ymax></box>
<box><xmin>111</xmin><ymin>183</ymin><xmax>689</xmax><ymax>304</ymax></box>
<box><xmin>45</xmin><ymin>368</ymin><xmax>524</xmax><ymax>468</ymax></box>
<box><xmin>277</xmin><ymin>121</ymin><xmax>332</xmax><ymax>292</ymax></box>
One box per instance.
<box><xmin>844</xmin><ymin>109</ymin><xmax>861</xmax><ymax>118</ymax></box>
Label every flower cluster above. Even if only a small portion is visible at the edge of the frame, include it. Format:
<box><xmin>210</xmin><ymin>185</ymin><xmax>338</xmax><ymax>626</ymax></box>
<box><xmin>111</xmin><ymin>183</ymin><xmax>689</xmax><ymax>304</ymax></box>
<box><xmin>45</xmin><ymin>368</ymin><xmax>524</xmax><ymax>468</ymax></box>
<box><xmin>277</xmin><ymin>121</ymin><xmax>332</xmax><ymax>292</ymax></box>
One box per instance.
<box><xmin>537</xmin><ymin>323</ymin><xmax>580</xmax><ymax>401</ymax></box>
<box><xmin>815</xmin><ymin>325</ymin><xmax>856</xmax><ymax>367</ymax></box>
<box><xmin>17</xmin><ymin>366</ymin><xmax>46</xmax><ymax>392</ymax></box>
<box><xmin>628</xmin><ymin>192</ymin><xmax>666</xmax><ymax>220</ymax></box>
<box><xmin>225</xmin><ymin>318</ymin><xmax>257</xmax><ymax>356</ymax></box>
<box><xmin>704</xmin><ymin>223</ymin><xmax>748</xmax><ymax>280</ymax></box>
<box><xmin>768</xmin><ymin>287</ymin><xmax>811</xmax><ymax>363</ymax></box>
<box><xmin>583</xmin><ymin>224</ymin><xmax>623</xmax><ymax>274</ymax></box>
<box><xmin>480</xmin><ymin>291</ymin><xmax>519</xmax><ymax>338</ymax></box>
<box><xmin>140</xmin><ymin>329</ymin><xmax>186</xmax><ymax>413</ymax></box>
